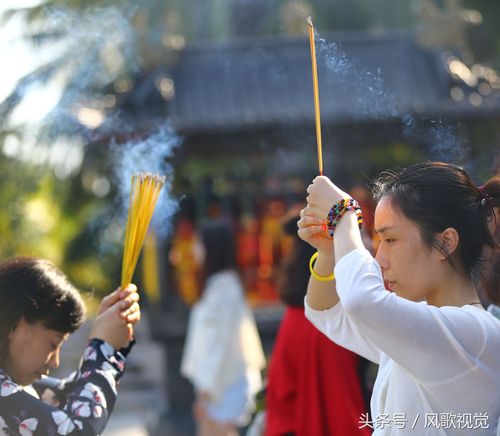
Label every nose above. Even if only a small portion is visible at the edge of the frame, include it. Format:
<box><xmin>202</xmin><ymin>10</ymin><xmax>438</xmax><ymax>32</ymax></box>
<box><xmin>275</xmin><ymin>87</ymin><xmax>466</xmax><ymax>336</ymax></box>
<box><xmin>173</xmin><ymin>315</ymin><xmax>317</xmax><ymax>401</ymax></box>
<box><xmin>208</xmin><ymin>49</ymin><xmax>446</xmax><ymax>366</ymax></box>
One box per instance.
<box><xmin>375</xmin><ymin>244</ymin><xmax>388</xmax><ymax>271</ymax></box>
<box><xmin>48</xmin><ymin>349</ymin><xmax>61</xmax><ymax>369</ymax></box>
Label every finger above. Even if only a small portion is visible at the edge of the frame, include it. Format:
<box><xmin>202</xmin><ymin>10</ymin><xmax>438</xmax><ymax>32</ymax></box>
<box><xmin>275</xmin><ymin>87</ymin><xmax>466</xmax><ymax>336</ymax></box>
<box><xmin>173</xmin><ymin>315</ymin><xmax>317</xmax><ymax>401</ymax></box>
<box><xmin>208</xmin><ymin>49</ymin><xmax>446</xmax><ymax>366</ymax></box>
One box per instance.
<box><xmin>314</xmin><ymin>175</ymin><xmax>330</xmax><ymax>184</ymax></box>
<box><xmin>120</xmin><ymin>302</ymin><xmax>140</xmax><ymax>319</ymax></box>
<box><xmin>126</xmin><ymin>310</ymin><xmax>141</xmax><ymax>324</ymax></box>
<box><xmin>116</xmin><ymin>283</ymin><xmax>138</xmax><ymax>299</ymax></box>
<box><xmin>118</xmin><ymin>288</ymin><xmax>134</xmax><ymax>300</ymax></box>
<box><xmin>300</xmin><ymin>205</ymin><xmax>318</xmax><ymax>218</ymax></box>
<box><xmin>298</xmin><ymin>225</ymin><xmax>325</xmax><ymax>242</ymax></box>
<box><xmin>118</xmin><ymin>293</ymin><xmax>139</xmax><ymax>311</ymax></box>
<box><xmin>306</xmin><ymin>183</ymin><xmax>315</xmax><ymax>194</ymax></box>
<box><xmin>123</xmin><ymin>283</ymin><xmax>137</xmax><ymax>294</ymax></box>
<box><xmin>121</xmin><ymin>301</ymin><xmax>140</xmax><ymax>317</ymax></box>
<box><xmin>100</xmin><ymin>289</ymin><xmax>122</xmax><ymax>310</ymax></box>
<box><xmin>122</xmin><ymin>291</ymin><xmax>140</xmax><ymax>304</ymax></box>
<box><xmin>306</xmin><ymin>194</ymin><xmax>315</xmax><ymax>206</ymax></box>
<box><xmin>298</xmin><ymin>215</ymin><xmax>323</xmax><ymax>228</ymax></box>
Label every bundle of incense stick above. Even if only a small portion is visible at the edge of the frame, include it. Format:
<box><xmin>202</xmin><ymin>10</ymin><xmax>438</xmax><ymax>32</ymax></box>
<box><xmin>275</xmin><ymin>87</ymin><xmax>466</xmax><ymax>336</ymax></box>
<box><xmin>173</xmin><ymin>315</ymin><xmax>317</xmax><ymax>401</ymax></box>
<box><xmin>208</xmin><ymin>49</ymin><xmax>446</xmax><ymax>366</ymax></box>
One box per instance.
<box><xmin>121</xmin><ymin>173</ymin><xmax>165</xmax><ymax>289</ymax></box>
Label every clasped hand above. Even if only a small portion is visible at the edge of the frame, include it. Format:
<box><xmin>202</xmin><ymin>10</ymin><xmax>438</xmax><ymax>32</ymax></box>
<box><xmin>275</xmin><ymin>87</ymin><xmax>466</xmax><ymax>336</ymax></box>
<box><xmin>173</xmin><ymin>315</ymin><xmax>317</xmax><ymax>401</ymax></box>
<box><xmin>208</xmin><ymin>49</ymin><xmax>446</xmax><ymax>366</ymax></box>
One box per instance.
<box><xmin>298</xmin><ymin>176</ymin><xmax>348</xmax><ymax>252</ymax></box>
<box><xmin>88</xmin><ymin>284</ymin><xmax>141</xmax><ymax>351</ymax></box>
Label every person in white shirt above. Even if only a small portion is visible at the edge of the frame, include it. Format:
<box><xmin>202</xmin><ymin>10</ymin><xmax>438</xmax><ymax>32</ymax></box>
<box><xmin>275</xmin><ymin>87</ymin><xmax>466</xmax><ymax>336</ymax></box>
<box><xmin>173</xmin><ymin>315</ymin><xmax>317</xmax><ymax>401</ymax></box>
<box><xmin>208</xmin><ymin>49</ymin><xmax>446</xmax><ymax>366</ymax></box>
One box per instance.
<box><xmin>297</xmin><ymin>162</ymin><xmax>500</xmax><ymax>435</ymax></box>
<box><xmin>181</xmin><ymin>219</ymin><xmax>265</xmax><ymax>436</ymax></box>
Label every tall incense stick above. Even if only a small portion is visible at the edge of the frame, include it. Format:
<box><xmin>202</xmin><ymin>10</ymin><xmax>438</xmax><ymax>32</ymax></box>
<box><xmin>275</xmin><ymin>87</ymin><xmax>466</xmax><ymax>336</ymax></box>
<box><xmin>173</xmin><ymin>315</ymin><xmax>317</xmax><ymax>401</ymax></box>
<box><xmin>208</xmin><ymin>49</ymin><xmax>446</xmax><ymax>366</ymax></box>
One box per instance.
<box><xmin>307</xmin><ymin>16</ymin><xmax>323</xmax><ymax>176</ymax></box>
<box><xmin>121</xmin><ymin>173</ymin><xmax>165</xmax><ymax>289</ymax></box>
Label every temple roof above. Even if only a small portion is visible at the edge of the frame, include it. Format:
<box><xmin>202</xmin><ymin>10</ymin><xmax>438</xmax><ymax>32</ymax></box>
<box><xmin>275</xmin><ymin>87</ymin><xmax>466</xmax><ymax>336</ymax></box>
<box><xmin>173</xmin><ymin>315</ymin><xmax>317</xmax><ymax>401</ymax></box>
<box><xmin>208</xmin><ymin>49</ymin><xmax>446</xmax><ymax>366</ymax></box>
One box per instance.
<box><xmin>168</xmin><ymin>31</ymin><xmax>500</xmax><ymax>135</ymax></box>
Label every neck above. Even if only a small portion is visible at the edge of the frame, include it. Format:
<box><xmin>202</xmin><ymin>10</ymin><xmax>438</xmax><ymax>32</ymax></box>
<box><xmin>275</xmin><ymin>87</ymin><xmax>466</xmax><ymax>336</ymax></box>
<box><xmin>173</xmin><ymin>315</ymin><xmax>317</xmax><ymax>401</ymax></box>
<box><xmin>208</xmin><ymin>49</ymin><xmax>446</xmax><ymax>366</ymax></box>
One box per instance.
<box><xmin>426</xmin><ymin>267</ymin><xmax>481</xmax><ymax>308</ymax></box>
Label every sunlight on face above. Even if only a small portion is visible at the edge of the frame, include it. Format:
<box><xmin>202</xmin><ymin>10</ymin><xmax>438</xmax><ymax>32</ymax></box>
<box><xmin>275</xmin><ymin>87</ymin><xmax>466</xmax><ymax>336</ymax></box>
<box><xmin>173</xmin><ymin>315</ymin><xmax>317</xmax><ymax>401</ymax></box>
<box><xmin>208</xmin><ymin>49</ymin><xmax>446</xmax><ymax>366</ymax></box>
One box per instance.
<box><xmin>374</xmin><ymin>196</ymin><xmax>442</xmax><ymax>301</ymax></box>
<box><xmin>7</xmin><ymin>319</ymin><xmax>68</xmax><ymax>386</ymax></box>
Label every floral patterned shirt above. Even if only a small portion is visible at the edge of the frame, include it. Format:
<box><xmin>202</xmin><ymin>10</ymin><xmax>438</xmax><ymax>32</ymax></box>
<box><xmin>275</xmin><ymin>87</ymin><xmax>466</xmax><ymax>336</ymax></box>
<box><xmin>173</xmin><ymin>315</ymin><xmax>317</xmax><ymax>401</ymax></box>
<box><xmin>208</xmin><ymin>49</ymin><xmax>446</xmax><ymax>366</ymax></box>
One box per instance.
<box><xmin>0</xmin><ymin>338</ymin><xmax>132</xmax><ymax>435</ymax></box>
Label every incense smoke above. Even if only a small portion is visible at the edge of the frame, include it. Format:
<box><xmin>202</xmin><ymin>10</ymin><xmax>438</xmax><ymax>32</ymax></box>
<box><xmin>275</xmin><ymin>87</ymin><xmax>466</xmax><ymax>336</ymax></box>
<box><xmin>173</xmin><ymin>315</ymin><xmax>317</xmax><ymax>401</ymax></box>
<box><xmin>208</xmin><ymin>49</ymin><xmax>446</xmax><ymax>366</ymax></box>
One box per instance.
<box><xmin>112</xmin><ymin>124</ymin><xmax>181</xmax><ymax>240</ymax></box>
<box><xmin>14</xmin><ymin>5</ymin><xmax>182</xmax><ymax>240</ymax></box>
<box><xmin>31</xmin><ymin>6</ymin><xmax>140</xmax><ymax>143</ymax></box>
<box><xmin>315</xmin><ymin>31</ymin><xmax>469</xmax><ymax>164</ymax></box>
<box><xmin>316</xmin><ymin>33</ymin><xmax>399</xmax><ymax>120</ymax></box>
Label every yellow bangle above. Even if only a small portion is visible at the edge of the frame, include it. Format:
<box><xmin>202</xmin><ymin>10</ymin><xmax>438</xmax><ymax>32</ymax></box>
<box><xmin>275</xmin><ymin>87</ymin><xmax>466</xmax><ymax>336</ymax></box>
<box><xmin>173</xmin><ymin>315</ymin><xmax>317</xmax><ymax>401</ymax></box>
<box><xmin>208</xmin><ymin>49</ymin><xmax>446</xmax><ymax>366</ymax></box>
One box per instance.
<box><xmin>309</xmin><ymin>252</ymin><xmax>335</xmax><ymax>282</ymax></box>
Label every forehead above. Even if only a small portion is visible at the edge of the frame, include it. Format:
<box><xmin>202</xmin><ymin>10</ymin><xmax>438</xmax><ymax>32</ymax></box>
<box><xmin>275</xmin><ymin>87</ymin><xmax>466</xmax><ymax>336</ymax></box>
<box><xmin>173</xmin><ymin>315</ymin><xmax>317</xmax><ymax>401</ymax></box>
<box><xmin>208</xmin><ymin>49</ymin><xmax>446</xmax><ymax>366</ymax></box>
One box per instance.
<box><xmin>375</xmin><ymin>196</ymin><xmax>399</xmax><ymax>223</ymax></box>
<box><xmin>374</xmin><ymin>196</ymin><xmax>416</xmax><ymax>233</ymax></box>
<box><xmin>29</xmin><ymin>321</ymin><xmax>68</xmax><ymax>341</ymax></box>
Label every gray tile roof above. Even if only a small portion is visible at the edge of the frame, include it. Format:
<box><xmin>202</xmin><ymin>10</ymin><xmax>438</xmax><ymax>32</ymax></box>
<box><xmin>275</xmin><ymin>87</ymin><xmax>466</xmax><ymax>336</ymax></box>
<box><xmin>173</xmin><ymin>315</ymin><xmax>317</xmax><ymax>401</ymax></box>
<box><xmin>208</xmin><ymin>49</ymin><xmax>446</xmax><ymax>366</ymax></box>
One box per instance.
<box><xmin>169</xmin><ymin>32</ymin><xmax>490</xmax><ymax>135</ymax></box>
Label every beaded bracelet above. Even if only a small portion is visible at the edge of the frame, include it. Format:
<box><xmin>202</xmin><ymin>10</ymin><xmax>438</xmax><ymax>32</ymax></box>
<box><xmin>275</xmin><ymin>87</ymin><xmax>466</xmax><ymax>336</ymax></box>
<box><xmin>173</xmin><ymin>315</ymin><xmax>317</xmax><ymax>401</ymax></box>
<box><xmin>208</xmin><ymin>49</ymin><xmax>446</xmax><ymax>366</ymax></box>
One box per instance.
<box><xmin>309</xmin><ymin>252</ymin><xmax>335</xmax><ymax>282</ymax></box>
<box><xmin>326</xmin><ymin>198</ymin><xmax>363</xmax><ymax>237</ymax></box>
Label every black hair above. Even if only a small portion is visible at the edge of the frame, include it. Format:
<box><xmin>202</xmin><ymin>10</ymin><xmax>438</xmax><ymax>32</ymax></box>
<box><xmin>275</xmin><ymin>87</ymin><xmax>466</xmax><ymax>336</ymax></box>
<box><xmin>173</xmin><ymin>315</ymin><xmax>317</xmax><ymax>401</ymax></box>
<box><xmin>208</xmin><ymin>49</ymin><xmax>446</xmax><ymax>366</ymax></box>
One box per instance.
<box><xmin>0</xmin><ymin>258</ymin><xmax>86</xmax><ymax>367</ymax></box>
<box><xmin>200</xmin><ymin>220</ymin><xmax>237</xmax><ymax>280</ymax></box>
<box><xmin>278</xmin><ymin>215</ymin><xmax>316</xmax><ymax>307</ymax></box>
<box><xmin>373</xmin><ymin>162</ymin><xmax>500</xmax><ymax>297</ymax></box>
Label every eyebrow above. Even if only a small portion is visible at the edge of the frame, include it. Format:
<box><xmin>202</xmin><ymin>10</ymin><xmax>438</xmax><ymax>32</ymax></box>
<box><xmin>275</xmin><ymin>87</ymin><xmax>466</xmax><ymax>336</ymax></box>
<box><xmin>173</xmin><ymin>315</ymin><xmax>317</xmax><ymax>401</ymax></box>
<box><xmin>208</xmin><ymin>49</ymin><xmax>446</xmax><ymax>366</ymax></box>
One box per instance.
<box><xmin>374</xmin><ymin>225</ymin><xmax>398</xmax><ymax>235</ymax></box>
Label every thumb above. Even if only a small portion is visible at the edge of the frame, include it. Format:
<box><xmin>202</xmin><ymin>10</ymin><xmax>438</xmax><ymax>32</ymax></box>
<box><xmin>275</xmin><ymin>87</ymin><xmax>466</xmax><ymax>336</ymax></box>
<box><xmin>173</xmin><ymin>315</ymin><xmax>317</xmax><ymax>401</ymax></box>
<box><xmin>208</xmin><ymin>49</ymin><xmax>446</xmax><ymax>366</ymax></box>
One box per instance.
<box><xmin>98</xmin><ymin>288</ymin><xmax>122</xmax><ymax>315</ymax></box>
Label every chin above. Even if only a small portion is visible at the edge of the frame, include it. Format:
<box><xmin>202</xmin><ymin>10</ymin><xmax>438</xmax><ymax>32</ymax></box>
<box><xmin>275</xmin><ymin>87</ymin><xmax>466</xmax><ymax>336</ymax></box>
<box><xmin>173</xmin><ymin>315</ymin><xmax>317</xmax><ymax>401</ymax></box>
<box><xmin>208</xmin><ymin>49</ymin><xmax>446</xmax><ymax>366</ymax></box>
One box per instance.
<box><xmin>396</xmin><ymin>289</ymin><xmax>426</xmax><ymax>302</ymax></box>
<box><xmin>392</xmin><ymin>286</ymin><xmax>416</xmax><ymax>301</ymax></box>
<box><xmin>16</xmin><ymin>377</ymin><xmax>34</xmax><ymax>387</ymax></box>
<box><xmin>25</xmin><ymin>373</ymin><xmax>42</xmax><ymax>385</ymax></box>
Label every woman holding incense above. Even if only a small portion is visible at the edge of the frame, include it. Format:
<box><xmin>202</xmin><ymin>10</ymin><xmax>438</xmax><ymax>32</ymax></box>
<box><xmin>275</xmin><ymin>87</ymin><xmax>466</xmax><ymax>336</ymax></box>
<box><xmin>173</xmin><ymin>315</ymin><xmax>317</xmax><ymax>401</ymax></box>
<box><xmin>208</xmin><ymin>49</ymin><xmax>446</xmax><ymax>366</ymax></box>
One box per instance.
<box><xmin>298</xmin><ymin>162</ymin><xmax>500</xmax><ymax>435</ymax></box>
<box><xmin>0</xmin><ymin>257</ymin><xmax>140</xmax><ymax>435</ymax></box>
<box><xmin>181</xmin><ymin>220</ymin><xmax>265</xmax><ymax>436</ymax></box>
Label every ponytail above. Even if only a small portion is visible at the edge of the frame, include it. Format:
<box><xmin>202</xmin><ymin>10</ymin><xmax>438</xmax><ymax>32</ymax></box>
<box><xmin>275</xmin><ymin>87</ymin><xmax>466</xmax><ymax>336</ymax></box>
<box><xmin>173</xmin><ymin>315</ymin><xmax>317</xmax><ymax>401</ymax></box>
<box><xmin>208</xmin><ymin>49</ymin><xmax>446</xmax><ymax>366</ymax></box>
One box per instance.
<box><xmin>481</xmin><ymin>175</ymin><xmax>500</xmax><ymax>305</ymax></box>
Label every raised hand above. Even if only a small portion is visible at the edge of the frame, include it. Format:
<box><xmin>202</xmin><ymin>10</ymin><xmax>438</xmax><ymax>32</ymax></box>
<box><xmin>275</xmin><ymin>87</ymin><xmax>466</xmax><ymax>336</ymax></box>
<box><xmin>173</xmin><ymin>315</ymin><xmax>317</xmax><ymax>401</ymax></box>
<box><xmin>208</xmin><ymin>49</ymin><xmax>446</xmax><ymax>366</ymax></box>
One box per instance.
<box><xmin>306</xmin><ymin>176</ymin><xmax>349</xmax><ymax>220</ymax></box>
<box><xmin>89</xmin><ymin>284</ymin><xmax>141</xmax><ymax>350</ymax></box>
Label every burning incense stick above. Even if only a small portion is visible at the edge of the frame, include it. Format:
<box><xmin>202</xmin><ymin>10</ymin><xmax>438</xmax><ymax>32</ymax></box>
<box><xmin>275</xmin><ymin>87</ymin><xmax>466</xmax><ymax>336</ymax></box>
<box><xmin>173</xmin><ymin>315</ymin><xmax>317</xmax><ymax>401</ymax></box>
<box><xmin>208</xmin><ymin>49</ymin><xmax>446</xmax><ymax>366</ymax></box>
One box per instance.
<box><xmin>121</xmin><ymin>173</ymin><xmax>165</xmax><ymax>289</ymax></box>
<box><xmin>307</xmin><ymin>16</ymin><xmax>323</xmax><ymax>176</ymax></box>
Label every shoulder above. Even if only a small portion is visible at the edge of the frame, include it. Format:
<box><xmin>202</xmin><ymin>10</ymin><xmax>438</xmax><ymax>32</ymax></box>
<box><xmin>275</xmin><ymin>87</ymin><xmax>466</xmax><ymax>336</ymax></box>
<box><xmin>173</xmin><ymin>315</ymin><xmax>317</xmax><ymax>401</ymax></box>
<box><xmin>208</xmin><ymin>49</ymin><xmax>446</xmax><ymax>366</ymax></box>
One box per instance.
<box><xmin>447</xmin><ymin>306</ymin><xmax>500</xmax><ymax>354</ymax></box>
<box><xmin>436</xmin><ymin>304</ymin><xmax>499</xmax><ymax>331</ymax></box>
<box><xmin>0</xmin><ymin>369</ymin><xmax>22</xmax><ymax>398</ymax></box>
<box><xmin>459</xmin><ymin>305</ymin><xmax>500</xmax><ymax>330</ymax></box>
<box><xmin>205</xmin><ymin>271</ymin><xmax>243</xmax><ymax>298</ymax></box>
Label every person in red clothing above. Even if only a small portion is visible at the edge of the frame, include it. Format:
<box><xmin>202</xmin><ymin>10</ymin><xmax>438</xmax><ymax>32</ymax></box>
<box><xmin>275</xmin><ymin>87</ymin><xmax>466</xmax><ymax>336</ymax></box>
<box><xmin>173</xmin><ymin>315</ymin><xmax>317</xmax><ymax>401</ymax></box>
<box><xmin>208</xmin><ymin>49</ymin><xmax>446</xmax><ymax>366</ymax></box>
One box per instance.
<box><xmin>265</xmin><ymin>213</ymin><xmax>371</xmax><ymax>436</ymax></box>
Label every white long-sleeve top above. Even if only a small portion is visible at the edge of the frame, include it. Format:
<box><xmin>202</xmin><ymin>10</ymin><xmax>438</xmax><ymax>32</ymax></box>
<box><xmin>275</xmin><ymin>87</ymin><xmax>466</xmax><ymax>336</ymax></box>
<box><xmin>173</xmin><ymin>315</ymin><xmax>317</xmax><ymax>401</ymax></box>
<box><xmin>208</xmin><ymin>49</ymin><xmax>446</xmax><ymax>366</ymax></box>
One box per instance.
<box><xmin>181</xmin><ymin>270</ymin><xmax>265</xmax><ymax>402</ymax></box>
<box><xmin>305</xmin><ymin>248</ymin><xmax>500</xmax><ymax>435</ymax></box>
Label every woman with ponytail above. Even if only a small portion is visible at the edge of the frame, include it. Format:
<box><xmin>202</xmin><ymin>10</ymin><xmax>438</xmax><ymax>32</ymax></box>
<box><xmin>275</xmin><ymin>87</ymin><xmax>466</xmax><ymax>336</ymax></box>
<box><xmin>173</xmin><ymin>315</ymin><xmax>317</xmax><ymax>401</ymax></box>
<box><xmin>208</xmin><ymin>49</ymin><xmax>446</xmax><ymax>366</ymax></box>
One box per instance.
<box><xmin>298</xmin><ymin>162</ymin><xmax>500</xmax><ymax>435</ymax></box>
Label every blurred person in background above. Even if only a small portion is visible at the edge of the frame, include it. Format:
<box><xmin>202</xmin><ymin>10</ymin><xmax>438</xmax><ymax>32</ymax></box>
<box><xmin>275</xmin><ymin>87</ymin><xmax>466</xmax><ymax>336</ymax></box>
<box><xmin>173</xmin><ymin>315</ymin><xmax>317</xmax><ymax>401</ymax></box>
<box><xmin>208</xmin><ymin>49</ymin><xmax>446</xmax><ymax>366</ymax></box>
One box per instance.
<box><xmin>181</xmin><ymin>219</ymin><xmax>265</xmax><ymax>436</ymax></box>
<box><xmin>0</xmin><ymin>257</ymin><xmax>140</xmax><ymax>435</ymax></box>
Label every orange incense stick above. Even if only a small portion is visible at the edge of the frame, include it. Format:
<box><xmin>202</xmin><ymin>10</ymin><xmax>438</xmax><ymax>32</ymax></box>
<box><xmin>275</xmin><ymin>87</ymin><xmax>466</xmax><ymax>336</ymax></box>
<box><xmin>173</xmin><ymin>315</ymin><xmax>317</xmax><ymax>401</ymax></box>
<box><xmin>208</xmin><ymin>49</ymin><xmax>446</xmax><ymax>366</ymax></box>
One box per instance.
<box><xmin>307</xmin><ymin>16</ymin><xmax>323</xmax><ymax>176</ymax></box>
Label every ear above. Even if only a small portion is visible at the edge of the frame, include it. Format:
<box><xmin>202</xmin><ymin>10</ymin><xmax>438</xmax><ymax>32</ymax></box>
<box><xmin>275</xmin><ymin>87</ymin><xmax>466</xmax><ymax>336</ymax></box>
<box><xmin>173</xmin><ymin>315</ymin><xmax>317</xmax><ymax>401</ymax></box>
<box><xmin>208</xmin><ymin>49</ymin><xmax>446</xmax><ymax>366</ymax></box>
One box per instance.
<box><xmin>436</xmin><ymin>227</ymin><xmax>460</xmax><ymax>260</ymax></box>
